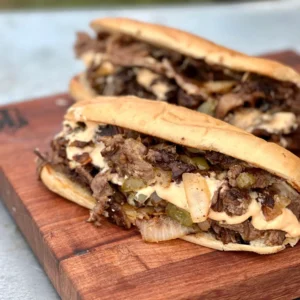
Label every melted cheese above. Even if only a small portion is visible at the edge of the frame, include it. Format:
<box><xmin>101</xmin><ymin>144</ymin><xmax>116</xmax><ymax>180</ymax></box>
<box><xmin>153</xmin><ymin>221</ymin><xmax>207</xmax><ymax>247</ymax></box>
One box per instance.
<box><xmin>227</xmin><ymin>108</ymin><xmax>262</xmax><ymax>131</ymax></box>
<box><xmin>228</xmin><ymin>108</ymin><xmax>297</xmax><ymax>135</ymax></box>
<box><xmin>206</xmin><ymin>177</ymin><xmax>223</xmax><ymax>197</ymax></box>
<box><xmin>66</xmin><ymin>122</ymin><xmax>99</xmax><ymax>143</ymax></box>
<box><xmin>136</xmin><ymin>181</ymin><xmax>300</xmax><ymax>238</ymax></box>
<box><xmin>135</xmin><ymin>183</ymin><xmax>189</xmax><ymax>210</ymax></box>
<box><xmin>63</xmin><ymin>122</ymin><xmax>109</xmax><ymax>171</ymax></box>
<box><xmin>258</xmin><ymin>112</ymin><xmax>298</xmax><ymax>134</ymax></box>
<box><xmin>136</xmin><ymin>68</ymin><xmax>173</xmax><ymax>100</ymax></box>
<box><xmin>209</xmin><ymin>193</ymin><xmax>300</xmax><ymax>238</ymax></box>
<box><xmin>66</xmin><ymin>142</ymin><xmax>109</xmax><ymax>171</ymax></box>
<box><xmin>209</xmin><ymin>195</ymin><xmax>259</xmax><ymax>225</ymax></box>
<box><xmin>110</xmin><ymin>174</ymin><xmax>125</xmax><ymax>186</ymax></box>
<box><xmin>252</xmin><ymin>206</ymin><xmax>300</xmax><ymax>237</ymax></box>
<box><xmin>89</xmin><ymin>143</ymin><xmax>109</xmax><ymax>172</ymax></box>
<box><xmin>156</xmin><ymin>182</ymin><xmax>190</xmax><ymax>210</ymax></box>
<box><xmin>66</xmin><ymin>145</ymin><xmax>92</xmax><ymax>168</ymax></box>
<box><xmin>135</xmin><ymin>177</ymin><xmax>221</xmax><ymax>212</ymax></box>
<box><xmin>136</xmin><ymin>68</ymin><xmax>158</xmax><ymax>88</ymax></box>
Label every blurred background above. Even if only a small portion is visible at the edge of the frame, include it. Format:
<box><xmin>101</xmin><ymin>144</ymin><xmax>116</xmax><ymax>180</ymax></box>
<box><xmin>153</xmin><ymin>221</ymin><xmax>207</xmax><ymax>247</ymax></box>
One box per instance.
<box><xmin>0</xmin><ymin>0</ymin><xmax>272</xmax><ymax>9</ymax></box>
<box><xmin>0</xmin><ymin>0</ymin><xmax>300</xmax><ymax>300</ymax></box>
<box><xmin>1</xmin><ymin>0</ymin><xmax>300</xmax><ymax>105</ymax></box>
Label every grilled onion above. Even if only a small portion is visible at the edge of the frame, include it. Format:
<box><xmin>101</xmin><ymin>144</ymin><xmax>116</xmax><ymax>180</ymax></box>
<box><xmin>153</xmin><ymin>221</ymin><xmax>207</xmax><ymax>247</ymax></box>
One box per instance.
<box><xmin>182</xmin><ymin>173</ymin><xmax>211</xmax><ymax>223</ymax></box>
<box><xmin>203</xmin><ymin>81</ymin><xmax>236</xmax><ymax>93</ymax></box>
<box><xmin>136</xmin><ymin>216</ymin><xmax>195</xmax><ymax>242</ymax></box>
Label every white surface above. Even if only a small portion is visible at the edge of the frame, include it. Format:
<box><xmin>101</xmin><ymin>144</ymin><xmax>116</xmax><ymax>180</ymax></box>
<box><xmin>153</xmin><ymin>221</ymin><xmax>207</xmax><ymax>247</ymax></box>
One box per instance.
<box><xmin>1</xmin><ymin>1</ymin><xmax>300</xmax><ymax>299</ymax></box>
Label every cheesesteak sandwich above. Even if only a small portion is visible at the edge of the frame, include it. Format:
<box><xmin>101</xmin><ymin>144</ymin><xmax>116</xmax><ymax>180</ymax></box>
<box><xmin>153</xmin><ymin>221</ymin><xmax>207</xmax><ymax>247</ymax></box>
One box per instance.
<box><xmin>72</xmin><ymin>17</ymin><xmax>300</xmax><ymax>153</ymax></box>
<box><xmin>37</xmin><ymin>96</ymin><xmax>300</xmax><ymax>254</ymax></box>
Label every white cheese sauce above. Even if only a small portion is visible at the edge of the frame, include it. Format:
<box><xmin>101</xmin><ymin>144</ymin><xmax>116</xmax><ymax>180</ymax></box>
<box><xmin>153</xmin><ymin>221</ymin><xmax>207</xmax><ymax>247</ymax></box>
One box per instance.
<box><xmin>62</xmin><ymin>122</ymin><xmax>109</xmax><ymax>172</ymax></box>
<box><xmin>136</xmin><ymin>181</ymin><xmax>300</xmax><ymax>237</ymax></box>
<box><xmin>227</xmin><ymin>108</ymin><xmax>297</xmax><ymax>135</ymax></box>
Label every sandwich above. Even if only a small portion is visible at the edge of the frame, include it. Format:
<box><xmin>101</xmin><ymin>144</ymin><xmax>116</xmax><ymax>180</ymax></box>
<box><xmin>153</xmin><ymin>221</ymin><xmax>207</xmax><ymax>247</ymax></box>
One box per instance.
<box><xmin>36</xmin><ymin>96</ymin><xmax>300</xmax><ymax>254</ymax></box>
<box><xmin>72</xmin><ymin>17</ymin><xmax>300</xmax><ymax>153</ymax></box>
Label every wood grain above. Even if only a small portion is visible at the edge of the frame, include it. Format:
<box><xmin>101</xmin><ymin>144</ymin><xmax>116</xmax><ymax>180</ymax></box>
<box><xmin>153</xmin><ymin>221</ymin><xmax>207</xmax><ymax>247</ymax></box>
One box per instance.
<box><xmin>1</xmin><ymin>51</ymin><xmax>300</xmax><ymax>300</ymax></box>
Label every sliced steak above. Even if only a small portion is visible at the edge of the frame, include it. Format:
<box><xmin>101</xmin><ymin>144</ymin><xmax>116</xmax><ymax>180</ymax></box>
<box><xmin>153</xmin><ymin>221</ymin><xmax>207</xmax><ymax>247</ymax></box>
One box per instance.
<box><xmin>205</xmin><ymin>151</ymin><xmax>241</xmax><ymax>169</ymax></box>
<box><xmin>100</xmin><ymin>136</ymin><xmax>155</xmax><ymax>183</ymax></box>
<box><xmin>146</xmin><ymin>147</ymin><xmax>196</xmax><ymax>181</ymax></box>
<box><xmin>212</xmin><ymin>183</ymin><xmax>251</xmax><ymax>216</ymax></box>
<box><xmin>264</xmin><ymin>230</ymin><xmax>286</xmax><ymax>246</ymax></box>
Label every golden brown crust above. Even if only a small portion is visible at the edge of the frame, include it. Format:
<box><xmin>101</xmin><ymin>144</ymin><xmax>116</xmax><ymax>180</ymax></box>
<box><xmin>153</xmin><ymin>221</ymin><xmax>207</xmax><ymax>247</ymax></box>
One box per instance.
<box><xmin>69</xmin><ymin>74</ymin><xmax>96</xmax><ymax>102</ymax></box>
<box><xmin>40</xmin><ymin>164</ymin><xmax>96</xmax><ymax>209</ymax></box>
<box><xmin>181</xmin><ymin>233</ymin><xmax>285</xmax><ymax>254</ymax></box>
<box><xmin>90</xmin><ymin>17</ymin><xmax>300</xmax><ymax>86</ymax></box>
<box><xmin>65</xmin><ymin>96</ymin><xmax>300</xmax><ymax>191</ymax></box>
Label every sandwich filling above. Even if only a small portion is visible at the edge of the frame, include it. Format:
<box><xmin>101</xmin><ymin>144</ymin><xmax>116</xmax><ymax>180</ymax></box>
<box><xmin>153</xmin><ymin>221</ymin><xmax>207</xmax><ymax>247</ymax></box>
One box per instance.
<box><xmin>75</xmin><ymin>32</ymin><xmax>300</xmax><ymax>152</ymax></box>
<box><xmin>37</xmin><ymin>121</ymin><xmax>300</xmax><ymax>247</ymax></box>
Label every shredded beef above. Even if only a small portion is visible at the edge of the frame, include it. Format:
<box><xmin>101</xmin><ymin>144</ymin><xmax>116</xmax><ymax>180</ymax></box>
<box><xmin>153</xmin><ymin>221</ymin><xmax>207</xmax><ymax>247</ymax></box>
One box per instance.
<box><xmin>259</xmin><ymin>189</ymin><xmax>276</xmax><ymax>209</ymax></box>
<box><xmin>271</xmin><ymin>182</ymin><xmax>300</xmax><ymax>219</ymax></box>
<box><xmin>215</xmin><ymin>94</ymin><xmax>244</xmax><ymax>119</ymax></box>
<box><xmin>288</xmin><ymin>200</ymin><xmax>300</xmax><ymax>220</ymax></box>
<box><xmin>105</xmin><ymin>191</ymin><xmax>132</xmax><ymax>229</ymax></box>
<box><xmin>212</xmin><ymin>183</ymin><xmax>251</xmax><ymax>216</ymax></box>
<box><xmin>99</xmin><ymin>134</ymin><xmax>124</xmax><ymax>157</ymax></box>
<box><xmin>69</xmin><ymin>140</ymin><xmax>93</xmax><ymax>148</ymax></box>
<box><xmin>227</xmin><ymin>164</ymin><xmax>244</xmax><ymax>186</ymax></box>
<box><xmin>73</xmin><ymin>152</ymin><xmax>92</xmax><ymax>165</ymax></box>
<box><xmin>88</xmin><ymin>66</ymin><xmax>156</xmax><ymax>100</ymax></box>
<box><xmin>264</xmin><ymin>231</ymin><xmax>286</xmax><ymax>246</ymax></box>
<box><xmin>100</xmin><ymin>135</ymin><xmax>155</xmax><ymax>183</ymax></box>
<box><xmin>98</xmin><ymin>125</ymin><xmax>124</xmax><ymax>137</ymax></box>
<box><xmin>75</xmin><ymin>32</ymin><xmax>109</xmax><ymax>58</ymax></box>
<box><xmin>212</xmin><ymin>220</ymin><xmax>286</xmax><ymax>245</ymax></box>
<box><xmin>205</xmin><ymin>151</ymin><xmax>241</xmax><ymax>169</ymax></box>
<box><xmin>211</xmin><ymin>222</ymin><xmax>244</xmax><ymax>244</ymax></box>
<box><xmin>228</xmin><ymin>166</ymin><xmax>275</xmax><ymax>189</ymax></box>
<box><xmin>217</xmin><ymin>221</ymin><xmax>262</xmax><ymax>242</ymax></box>
<box><xmin>34</xmin><ymin>149</ymin><xmax>49</xmax><ymax>178</ymax></box>
<box><xmin>75</xmin><ymin>32</ymin><xmax>106</xmax><ymax>58</ymax></box>
<box><xmin>284</xmin><ymin>126</ymin><xmax>300</xmax><ymax>152</ymax></box>
<box><xmin>74</xmin><ymin>164</ymin><xmax>94</xmax><ymax>185</ymax></box>
<box><xmin>146</xmin><ymin>147</ymin><xmax>196</xmax><ymax>181</ymax></box>
<box><xmin>251</xmin><ymin>128</ymin><xmax>281</xmax><ymax>144</ymax></box>
<box><xmin>50</xmin><ymin>137</ymin><xmax>68</xmax><ymax>164</ymax></box>
<box><xmin>177</xmin><ymin>89</ymin><xmax>204</xmax><ymax>109</ymax></box>
<box><xmin>247</xmin><ymin>169</ymin><xmax>275</xmax><ymax>189</ymax></box>
<box><xmin>89</xmin><ymin>172</ymin><xmax>114</xmax><ymax>220</ymax></box>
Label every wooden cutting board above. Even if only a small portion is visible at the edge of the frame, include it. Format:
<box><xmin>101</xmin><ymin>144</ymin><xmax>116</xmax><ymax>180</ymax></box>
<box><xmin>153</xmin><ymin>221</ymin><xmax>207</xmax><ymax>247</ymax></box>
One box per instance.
<box><xmin>1</xmin><ymin>51</ymin><xmax>300</xmax><ymax>300</ymax></box>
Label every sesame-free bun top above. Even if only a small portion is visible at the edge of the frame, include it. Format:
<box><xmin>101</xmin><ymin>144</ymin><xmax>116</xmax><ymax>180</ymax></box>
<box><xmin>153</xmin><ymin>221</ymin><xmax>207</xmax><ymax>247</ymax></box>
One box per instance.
<box><xmin>89</xmin><ymin>17</ymin><xmax>300</xmax><ymax>87</ymax></box>
<box><xmin>65</xmin><ymin>96</ymin><xmax>300</xmax><ymax>191</ymax></box>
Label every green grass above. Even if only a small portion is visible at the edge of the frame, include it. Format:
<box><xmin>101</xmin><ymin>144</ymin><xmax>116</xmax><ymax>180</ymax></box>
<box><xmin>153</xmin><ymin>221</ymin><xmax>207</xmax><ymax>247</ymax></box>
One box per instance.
<box><xmin>1</xmin><ymin>0</ymin><xmax>214</xmax><ymax>9</ymax></box>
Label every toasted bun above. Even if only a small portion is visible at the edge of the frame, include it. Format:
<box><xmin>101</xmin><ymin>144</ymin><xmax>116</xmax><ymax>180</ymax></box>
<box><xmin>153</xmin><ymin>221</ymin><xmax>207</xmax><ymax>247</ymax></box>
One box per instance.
<box><xmin>90</xmin><ymin>18</ymin><xmax>300</xmax><ymax>87</ymax></box>
<box><xmin>181</xmin><ymin>233</ymin><xmax>285</xmax><ymax>254</ymax></box>
<box><xmin>65</xmin><ymin>96</ymin><xmax>300</xmax><ymax>191</ymax></box>
<box><xmin>69</xmin><ymin>74</ymin><xmax>96</xmax><ymax>102</ymax></box>
<box><xmin>40</xmin><ymin>164</ymin><xmax>96</xmax><ymax>209</ymax></box>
